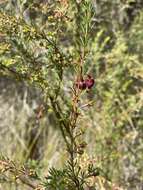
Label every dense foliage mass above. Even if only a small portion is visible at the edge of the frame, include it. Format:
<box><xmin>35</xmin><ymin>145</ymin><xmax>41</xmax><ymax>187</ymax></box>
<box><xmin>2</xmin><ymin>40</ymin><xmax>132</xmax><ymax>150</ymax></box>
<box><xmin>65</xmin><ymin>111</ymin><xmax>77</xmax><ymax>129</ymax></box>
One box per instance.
<box><xmin>0</xmin><ymin>0</ymin><xmax>143</xmax><ymax>189</ymax></box>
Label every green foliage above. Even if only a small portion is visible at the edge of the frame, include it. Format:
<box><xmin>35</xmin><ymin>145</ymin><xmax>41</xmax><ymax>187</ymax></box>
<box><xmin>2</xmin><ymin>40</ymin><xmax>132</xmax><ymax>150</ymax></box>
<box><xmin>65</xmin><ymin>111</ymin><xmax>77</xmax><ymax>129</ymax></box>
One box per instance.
<box><xmin>0</xmin><ymin>0</ymin><xmax>143</xmax><ymax>189</ymax></box>
<box><xmin>44</xmin><ymin>168</ymin><xmax>69</xmax><ymax>190</ymax></box>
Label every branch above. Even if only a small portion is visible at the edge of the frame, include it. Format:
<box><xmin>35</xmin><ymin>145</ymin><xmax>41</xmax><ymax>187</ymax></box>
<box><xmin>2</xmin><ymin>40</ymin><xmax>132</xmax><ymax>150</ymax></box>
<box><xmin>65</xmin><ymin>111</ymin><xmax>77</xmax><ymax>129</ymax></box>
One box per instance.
<box><xmin>0</xmin><ymin>62</ymin><xmax>29</xmax><ymax>81</ymax></box>
<box><xmin>0</xmin><ymin>159</ymin><xmax>44</xmax><ymax>190</ymax></box>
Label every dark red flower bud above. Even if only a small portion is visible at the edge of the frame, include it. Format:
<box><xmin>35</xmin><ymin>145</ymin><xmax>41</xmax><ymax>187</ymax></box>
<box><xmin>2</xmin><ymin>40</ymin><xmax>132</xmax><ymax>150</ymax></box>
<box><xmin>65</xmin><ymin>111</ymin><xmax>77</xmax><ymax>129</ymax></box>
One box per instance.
<box><xmin>85</xmin><ymin>75</ymin><xmax>95</xmax><ymax>89</ymax></box>
<box><xmin>76</xmin><ymin>79</ymin><xmax>86</xmax><ymax>90</ymax></box>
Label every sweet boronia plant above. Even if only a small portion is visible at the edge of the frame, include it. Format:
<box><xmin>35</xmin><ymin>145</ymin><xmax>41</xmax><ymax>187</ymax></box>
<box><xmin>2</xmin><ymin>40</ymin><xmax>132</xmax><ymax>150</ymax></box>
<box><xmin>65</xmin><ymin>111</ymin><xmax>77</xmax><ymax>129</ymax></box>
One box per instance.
<box><xmin>0</xmin><ymin>0</ymin><xmax>100</xmax><ymax>189</ymax></box>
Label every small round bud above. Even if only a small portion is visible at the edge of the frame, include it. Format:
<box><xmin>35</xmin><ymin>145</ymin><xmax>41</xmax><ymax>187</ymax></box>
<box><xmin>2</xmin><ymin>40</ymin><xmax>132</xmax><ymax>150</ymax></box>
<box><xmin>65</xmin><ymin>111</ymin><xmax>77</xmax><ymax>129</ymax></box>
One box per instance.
<box><xmin>85</xmin><ymin>75</ymin><xmax>95</xmax><ymax>89</ymax></box>
<box><xmin>75</xmin><ymin>80</ymin><xmax>86</xmax><ymax>90</ymax></box>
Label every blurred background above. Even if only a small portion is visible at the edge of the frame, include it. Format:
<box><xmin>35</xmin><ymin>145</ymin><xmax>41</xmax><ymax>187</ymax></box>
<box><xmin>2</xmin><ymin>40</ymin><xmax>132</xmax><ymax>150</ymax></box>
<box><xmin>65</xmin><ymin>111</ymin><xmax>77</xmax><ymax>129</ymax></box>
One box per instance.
<box><xmin>1</xmin><ymin>0</ymin><xmax>143</xmax><ymax>189</ymax></box>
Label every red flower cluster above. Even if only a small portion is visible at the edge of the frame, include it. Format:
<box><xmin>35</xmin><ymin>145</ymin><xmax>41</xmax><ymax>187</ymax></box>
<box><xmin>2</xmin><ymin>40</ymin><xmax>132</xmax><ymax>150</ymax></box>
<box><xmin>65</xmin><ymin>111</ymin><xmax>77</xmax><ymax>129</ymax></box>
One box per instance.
<box><xmin>76</xmin><ymin>75</ymin><xmax>95</xmax><ymax>90</ymax></box>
